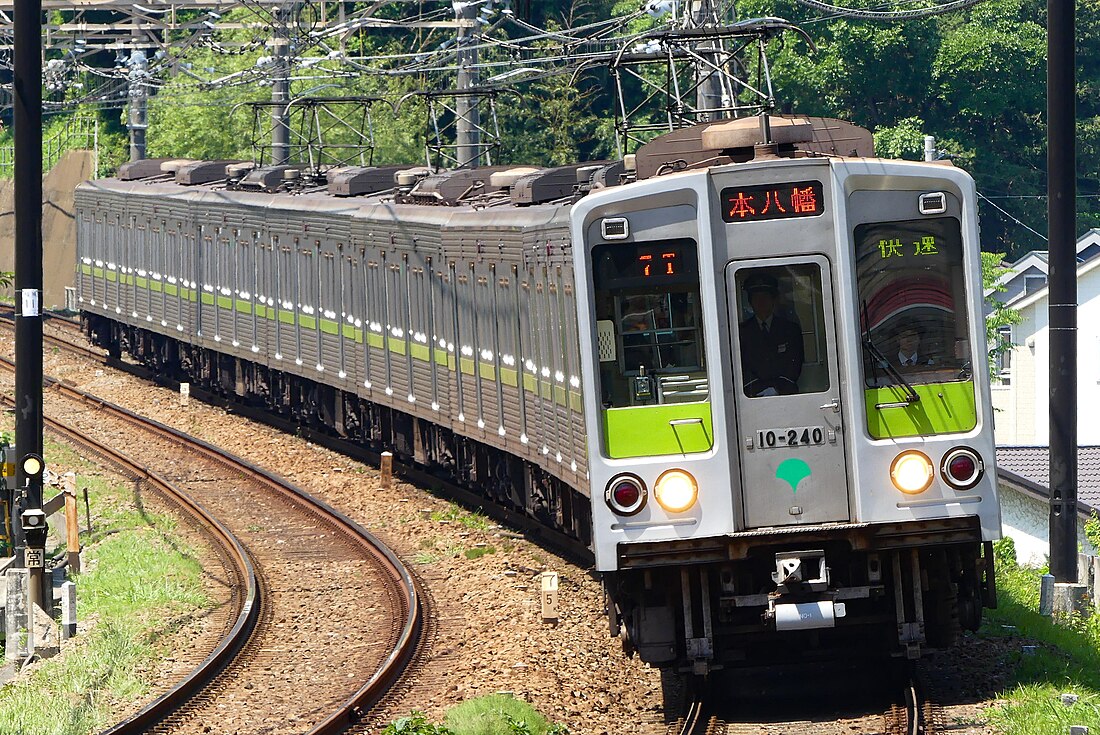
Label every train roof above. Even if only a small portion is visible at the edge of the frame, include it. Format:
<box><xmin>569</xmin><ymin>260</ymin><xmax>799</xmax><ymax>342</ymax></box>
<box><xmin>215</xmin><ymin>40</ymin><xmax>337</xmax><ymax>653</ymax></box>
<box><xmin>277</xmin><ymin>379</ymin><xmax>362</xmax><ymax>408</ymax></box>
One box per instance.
<box><xmin>77</xmin><ymin>115</ymin><xmax>878</xmax><ymax>224</ymax></box>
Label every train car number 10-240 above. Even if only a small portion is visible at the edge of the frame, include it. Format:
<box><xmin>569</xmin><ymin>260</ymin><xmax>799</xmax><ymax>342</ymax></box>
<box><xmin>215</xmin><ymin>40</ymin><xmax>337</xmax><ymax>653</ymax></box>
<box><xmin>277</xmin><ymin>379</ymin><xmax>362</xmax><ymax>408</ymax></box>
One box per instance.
<box><xmin>758</xmin><ymin>427</ymin><xmax>825</xmax><ymax>449</ymax></box>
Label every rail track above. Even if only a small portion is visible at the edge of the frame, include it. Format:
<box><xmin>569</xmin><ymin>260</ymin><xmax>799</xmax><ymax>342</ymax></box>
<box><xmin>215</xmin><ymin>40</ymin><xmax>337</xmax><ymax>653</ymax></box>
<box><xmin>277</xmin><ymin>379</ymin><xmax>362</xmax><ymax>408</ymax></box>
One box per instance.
<box><xmin>0</xmin><ymin>349</ymin><xmax>424</xmax><ymax>734</ymax></box>
<box><xmin>0</xmin><ymin>310</ymin><xmax>593</xmax><ymax>567</ymax></box>
<box><xmin>669</xmin><ymin>698</ymin><xmax>726</xmax><ymax>735</ymax></box>
<box><xmin>885</xmin><ymin>678</ymin><xmax>942</xmax><ymax>735</ymax></box>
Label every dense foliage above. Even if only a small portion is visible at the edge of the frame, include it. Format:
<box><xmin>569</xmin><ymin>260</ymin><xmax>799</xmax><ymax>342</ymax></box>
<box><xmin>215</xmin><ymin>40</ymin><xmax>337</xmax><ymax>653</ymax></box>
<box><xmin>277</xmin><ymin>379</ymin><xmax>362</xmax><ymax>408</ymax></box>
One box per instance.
<box><xmin>43</xmin><ymin>0</ymin><xmax>1099</xmax><ymax>259</ymax></box>
<box><xmin>739</xmin><ymin>0</ymin><xmax>1100</xmax><ymax>260</ymax></box>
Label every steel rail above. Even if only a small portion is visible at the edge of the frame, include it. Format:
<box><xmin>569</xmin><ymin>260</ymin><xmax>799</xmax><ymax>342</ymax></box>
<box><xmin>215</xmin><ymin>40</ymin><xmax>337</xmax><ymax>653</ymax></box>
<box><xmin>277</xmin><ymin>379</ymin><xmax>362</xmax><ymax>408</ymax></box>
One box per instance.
<box><xmin>0</xmin><ymin>367</ymin><xmax>261</xmax><ymax>735</ymax></box>
<box><xmin>0</xmin><ymin>349</ymin><xmax>423</xmax><ymax>732</ymax></box>
<box><xmin>8</xmin><ymin>312</ymin><xmax>594</xmax><ymax>566</ymax></box>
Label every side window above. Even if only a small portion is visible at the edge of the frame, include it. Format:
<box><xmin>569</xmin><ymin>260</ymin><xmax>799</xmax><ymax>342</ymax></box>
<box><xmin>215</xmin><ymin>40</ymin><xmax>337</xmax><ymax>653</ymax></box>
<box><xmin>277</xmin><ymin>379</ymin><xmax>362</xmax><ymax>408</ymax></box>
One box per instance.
<box><xmin>734</xmin><ymin>265</ymin><xmax>829</xmax><ymax>397</ymax></box>
<box><xmin>591</xmin><ymin>239</ymin><xmax>706</xmax><ymax>407</ymax></box>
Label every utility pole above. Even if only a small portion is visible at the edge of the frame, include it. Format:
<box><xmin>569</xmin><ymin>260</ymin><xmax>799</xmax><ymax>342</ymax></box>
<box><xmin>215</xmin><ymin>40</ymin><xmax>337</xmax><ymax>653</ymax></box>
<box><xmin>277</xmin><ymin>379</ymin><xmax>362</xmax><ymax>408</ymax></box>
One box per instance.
<box><xmin>1047</xmin><ymin>0</ymin><xmax>1078</xmax><ymax>584</ymax></box>
<box><xmin>126</xmin><ymin>44</ymin><xmax>149</xmax><ymax>161</ymax></box>
<box><xmin>454</xmin><ymin>1</ymin><xmax>480</xmax><ymax>168</ymax></box>
<box><xmin>690</xmin><ymin>0</ymin><xmax>727</xmax><ymax>121</ymax></box>
<box><xmin>271</xmin><ymin>6</ymin><xmax>291</xmax><ymax>166</ymax></box>
<box><xmin>13</xmin><ymin>0</ymin><xmax>45</xmax><ymax>602</ymax></box>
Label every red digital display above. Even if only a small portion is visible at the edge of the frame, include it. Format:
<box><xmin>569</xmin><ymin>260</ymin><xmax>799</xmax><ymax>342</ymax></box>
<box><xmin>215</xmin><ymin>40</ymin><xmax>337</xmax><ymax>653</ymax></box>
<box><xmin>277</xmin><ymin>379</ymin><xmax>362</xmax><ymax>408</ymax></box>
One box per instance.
<box><xmin>592</xmin><ymin>239</ymin><xmax>698</xmax><ymax>290</ymax></box>
<box><xmin>720</xmin><ymin>180</ymin><xmax>825</xmax><ymax>223</ymax></box>
<box><xmin>637</xmin><ymin>251</ymin><xmax>678</xmax><ymax>277</ymax></box>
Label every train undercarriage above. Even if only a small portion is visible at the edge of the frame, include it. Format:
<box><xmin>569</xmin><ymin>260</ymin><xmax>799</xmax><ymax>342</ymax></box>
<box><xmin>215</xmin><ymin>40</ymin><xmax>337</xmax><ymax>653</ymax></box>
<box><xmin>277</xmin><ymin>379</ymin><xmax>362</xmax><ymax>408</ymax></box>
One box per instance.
<box><xmin>82</xmin><ymin>313</ymin><xmax>592</xmax><ymax>550</ymax></box>
<box><xmin>605</xmin><ymin>532</ymin><xmax>996</xmax><ymax>673</ymax></box>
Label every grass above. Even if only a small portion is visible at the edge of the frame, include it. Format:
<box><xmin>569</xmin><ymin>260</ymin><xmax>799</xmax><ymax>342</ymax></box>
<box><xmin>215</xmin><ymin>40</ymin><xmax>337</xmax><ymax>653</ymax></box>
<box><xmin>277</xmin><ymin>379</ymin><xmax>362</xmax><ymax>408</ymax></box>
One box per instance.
<box><xmin>429</xmin><ymin>503</ymin><xmax>491</xmax><ymax>531</ymax></box>
<box><xmin>464</xmin><ymin>546</ymin><xmax>496</xmax><ymax>561</ymax></box>
<box><xmin>984</xmin><ymin>551</ymin><xmax>1100</xmax><ymax>734</ymax></box>
<box><xmin>383</xmin><ymin>694</ymin><xmax>568</xmax><ymax>735</ymax></box>
<box><xmin>0</xmin><ymin>429</ymin><xmax>211</xmax><ymax>734</ymax></box>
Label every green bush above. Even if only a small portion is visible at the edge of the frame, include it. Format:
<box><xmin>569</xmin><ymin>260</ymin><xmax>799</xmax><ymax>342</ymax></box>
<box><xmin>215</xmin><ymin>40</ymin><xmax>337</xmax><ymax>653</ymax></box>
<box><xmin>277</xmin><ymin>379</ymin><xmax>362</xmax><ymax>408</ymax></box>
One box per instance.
<box><xmin>445</xmin><ymin>694</ymin><xmax>567</xmax><ymax>735</ymax></box>
<box><xmin>382</xmin><ymin>712</ymin><xmax>453</xmax><ymax>735</ymax></box>
<box><xmin>994</xmin><ymin>536</ymin><xmax>1018</xmax><ymax>570</ymax></box>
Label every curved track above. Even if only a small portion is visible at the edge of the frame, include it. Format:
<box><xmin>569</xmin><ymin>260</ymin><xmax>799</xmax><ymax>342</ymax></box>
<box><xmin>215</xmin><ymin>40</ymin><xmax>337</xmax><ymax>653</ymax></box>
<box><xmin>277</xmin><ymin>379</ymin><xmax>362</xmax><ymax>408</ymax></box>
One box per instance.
<box><xmin>0</xmin><ymin>345</ymin><xmax>424</xmax><ymax>734</ymax></box>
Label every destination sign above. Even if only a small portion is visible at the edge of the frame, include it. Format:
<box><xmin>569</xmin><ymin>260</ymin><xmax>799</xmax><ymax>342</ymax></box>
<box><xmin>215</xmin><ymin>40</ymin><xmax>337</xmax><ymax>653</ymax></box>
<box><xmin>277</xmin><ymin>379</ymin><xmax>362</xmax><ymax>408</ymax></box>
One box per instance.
<box><xmin>720</xmin><ymin>181</ymin><xmax>825</xmax><ymax>223</ymax></box>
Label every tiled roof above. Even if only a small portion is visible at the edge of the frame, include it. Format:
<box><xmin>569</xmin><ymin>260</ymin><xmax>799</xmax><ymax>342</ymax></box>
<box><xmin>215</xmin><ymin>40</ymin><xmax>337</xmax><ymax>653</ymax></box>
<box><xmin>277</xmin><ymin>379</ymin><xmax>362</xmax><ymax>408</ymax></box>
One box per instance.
<box><xmin>996</xmin><ymin>445</ymin><xmax>1100</xmax><ymax>511</ymax></box>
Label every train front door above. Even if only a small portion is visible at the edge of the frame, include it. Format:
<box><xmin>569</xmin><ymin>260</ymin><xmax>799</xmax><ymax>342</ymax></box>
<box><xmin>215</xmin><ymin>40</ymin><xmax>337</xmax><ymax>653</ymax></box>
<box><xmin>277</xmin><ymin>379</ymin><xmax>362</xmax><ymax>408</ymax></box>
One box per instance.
<box><xmin>725</xmin><ymin>256</ymin><xmax>850</xmax><ymax>528</ymax></box>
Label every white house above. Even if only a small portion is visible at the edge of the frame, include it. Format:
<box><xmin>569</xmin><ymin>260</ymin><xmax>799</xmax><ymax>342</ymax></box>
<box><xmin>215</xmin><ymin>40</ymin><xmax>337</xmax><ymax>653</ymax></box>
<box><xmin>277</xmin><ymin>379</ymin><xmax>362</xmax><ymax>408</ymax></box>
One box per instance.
<box><xmin>990</xmin><ymin>232</ymin><xmax>1100</xmax><ymax>445</ymax></box>
<box><xmin>989</xmin><ymin>229</ymin><xmax>1100</xmax><ymax>309</ymax></box>
<box><xmin>986</xmin><ymin>232</ymin><xmax>1100</xmax><ymax>566</ymax></box>
<box><xmin>996</xmin><ymin>446</ymin><xmax>1097</xmax><ymax>566</ymax></box>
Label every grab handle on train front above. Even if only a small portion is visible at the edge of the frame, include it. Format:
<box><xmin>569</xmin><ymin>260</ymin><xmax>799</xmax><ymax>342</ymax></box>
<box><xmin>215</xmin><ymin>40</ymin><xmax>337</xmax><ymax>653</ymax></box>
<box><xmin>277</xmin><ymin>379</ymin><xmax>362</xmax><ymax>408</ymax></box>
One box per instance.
<box><xmin>819</xmin><ymin>399</ymin><xmax>840</xmax><ymax>413</ymax></box>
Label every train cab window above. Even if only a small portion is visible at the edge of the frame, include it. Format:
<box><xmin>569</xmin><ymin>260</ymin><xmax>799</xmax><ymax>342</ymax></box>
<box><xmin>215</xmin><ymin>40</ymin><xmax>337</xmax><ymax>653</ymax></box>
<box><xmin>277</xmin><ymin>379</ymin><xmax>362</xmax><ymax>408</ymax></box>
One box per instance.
<box><xmin>854</xmin><ymin>216</ymin><xmax>976</xmax><ymax>438</ymax></box>
<box><xmin>591</xmin><ymin>239</ymin><xmax>706</xmax><ymax>408</ymax></box>
<box><xmin>734</xmin><ymin>265</ymin><xmax>830</xmax><ymax>397</ymax></box>
<box><xmin>855</xmin><ymin>217</ymin><xmax>971</xmax><ymax>388</ymax></box>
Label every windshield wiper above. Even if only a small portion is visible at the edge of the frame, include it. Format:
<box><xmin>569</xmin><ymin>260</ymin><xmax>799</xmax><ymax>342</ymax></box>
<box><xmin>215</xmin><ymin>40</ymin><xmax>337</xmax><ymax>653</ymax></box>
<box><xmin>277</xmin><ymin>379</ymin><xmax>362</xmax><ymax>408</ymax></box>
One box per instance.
<box><xmin>862</xmin><ymin>335</ymin><xmax>920</xmax><ymax>408</ymax></box>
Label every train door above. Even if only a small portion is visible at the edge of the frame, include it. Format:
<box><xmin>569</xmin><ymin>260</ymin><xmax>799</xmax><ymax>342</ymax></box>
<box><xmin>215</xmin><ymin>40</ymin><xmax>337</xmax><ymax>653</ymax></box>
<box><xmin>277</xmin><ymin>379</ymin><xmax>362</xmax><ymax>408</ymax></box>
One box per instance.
<box><xmin>725</xmin><ymin>255</ymin><xmax>849</xmax><ymax>528</ymax></box>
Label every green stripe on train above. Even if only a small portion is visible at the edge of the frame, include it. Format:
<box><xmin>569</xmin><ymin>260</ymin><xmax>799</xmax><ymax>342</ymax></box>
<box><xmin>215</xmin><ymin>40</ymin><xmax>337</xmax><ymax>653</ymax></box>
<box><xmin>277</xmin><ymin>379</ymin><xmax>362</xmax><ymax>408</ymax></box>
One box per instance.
<box><xmin>603</xmin><ymin>402</ymin><xmax>713</xmax><ymax>458</ymax></box>
<box><xmin>864</xmin><ymin>381</ymin><xmax>977</xmax><ymax>439</ymax></box>
<box><xmin>86</xmin><ymin>275</ymin><xmax>586</xmax><ymax>403</ymax></box>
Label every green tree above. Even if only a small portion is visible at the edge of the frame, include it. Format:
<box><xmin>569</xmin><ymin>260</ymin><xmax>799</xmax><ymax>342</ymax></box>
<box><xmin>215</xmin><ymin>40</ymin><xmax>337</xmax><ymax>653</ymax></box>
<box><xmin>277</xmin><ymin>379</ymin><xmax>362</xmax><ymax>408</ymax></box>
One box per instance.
<box><xmin>736</xmin><ymin>0</ymin><xmax>1100</xmax><ymax>260</ymax></box>
<box><xmin>982</xmin><ymin>251</ymin><xmax>1022</xmax><ymax>382</ymax></box>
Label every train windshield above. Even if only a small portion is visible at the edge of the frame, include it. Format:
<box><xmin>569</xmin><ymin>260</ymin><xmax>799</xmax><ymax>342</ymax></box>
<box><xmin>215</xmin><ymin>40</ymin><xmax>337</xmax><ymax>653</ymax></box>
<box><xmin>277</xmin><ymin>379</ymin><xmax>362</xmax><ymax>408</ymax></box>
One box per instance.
<box><xmin>853</xmin><ymin>215</ymin><xmax>976</xmax><ymax>440</ymax></box>
<box><xmin>591</xmin><ymin>239</ymin><xmax>707</xmax><ymax>409</ymax></box>
<box><xmin>855</xmin><ymin>217</ymin><xmax>972</xmax><ymax>388</ymax></box>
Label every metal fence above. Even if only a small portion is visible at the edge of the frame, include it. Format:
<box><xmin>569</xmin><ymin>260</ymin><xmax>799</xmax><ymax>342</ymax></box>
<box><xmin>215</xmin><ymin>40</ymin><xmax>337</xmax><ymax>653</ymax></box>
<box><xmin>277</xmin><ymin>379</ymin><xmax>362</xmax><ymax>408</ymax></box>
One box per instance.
<box><xmin>0</xmin><ymin>116</ymin><xmax>99</xmax><ymax>178</ymax></box>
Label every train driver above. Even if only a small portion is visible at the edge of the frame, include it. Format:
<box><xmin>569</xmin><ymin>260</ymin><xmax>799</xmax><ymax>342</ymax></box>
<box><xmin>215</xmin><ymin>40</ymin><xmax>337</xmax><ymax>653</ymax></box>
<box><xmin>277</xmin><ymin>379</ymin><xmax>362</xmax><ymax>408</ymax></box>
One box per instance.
<box><xmin>894</xmin><ymin>326</ymin><xmax>935</xmax><ymax>369</ymax></box>
<box><xmin>739</xmin><ymin>272</ymin><xmax>803</xmax><ymax>397</ymax></box>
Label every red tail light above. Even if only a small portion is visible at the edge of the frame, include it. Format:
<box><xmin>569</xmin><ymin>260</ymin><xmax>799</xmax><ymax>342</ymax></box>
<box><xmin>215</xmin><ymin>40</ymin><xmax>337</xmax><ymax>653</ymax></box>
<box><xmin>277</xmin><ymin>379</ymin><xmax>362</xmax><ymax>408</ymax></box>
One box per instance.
<box><xmin>940</xmin><ymin>447</ymin><xmax>984</xmax><ymax>490</ymax></box>
<box><xmin>605</xmin><ymin>474</ymin><xmax>647</xmax><ymax>516</ymax></box>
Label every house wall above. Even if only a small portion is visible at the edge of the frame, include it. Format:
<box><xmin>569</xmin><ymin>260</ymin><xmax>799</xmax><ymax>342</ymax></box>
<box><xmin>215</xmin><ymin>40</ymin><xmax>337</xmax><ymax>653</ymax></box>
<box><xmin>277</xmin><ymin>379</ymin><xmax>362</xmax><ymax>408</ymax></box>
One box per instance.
<box><xmin>999</xmin><ymin>481</ymin><xmax>1095</xmax><ymax>567</ymax></box>
<box><xmin>992</xmin><ymin>262</ymin><xmax>1100</xmax><ymax>446</ymax></box>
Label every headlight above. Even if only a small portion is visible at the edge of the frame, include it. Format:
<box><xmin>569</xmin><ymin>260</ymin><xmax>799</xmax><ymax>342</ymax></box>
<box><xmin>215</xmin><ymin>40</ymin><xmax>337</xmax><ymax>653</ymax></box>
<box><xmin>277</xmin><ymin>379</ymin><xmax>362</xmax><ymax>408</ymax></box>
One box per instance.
<box><xmin>654</xmin><ymin>469</ymin><xmax>698</xmax><ymax>512</ymax></box>
<box><xmin>605</xmin><ymin>474</ymin><xmax>647</xmax><ymax>516</ymax></box>
<box><xmin>891</xmin><ymin>451</ymin><xmax>934</xmax><ymax>494</ymax></box>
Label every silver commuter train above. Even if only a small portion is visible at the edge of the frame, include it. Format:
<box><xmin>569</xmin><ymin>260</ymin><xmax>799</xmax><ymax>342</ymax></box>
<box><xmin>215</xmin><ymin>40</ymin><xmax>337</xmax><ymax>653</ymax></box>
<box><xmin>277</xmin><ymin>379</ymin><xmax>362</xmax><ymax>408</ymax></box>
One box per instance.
<box><xmin>75</xmin><ymin>115</ymin><xmax>1000</xmax><ymax>675</ymax></box>
<box><xmin>574</xmin><ymin>117</ymin><xmax>1000</xmax><ymax>672</ymax></box>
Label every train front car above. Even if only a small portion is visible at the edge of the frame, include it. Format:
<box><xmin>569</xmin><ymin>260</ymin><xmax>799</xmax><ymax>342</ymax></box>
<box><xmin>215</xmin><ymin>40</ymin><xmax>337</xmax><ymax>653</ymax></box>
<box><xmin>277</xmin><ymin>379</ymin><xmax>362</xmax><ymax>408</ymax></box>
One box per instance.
<box><xmin>571</xmin><ymin>120</ymin><xmax>1001</xmax><ymax>675</ymax></box>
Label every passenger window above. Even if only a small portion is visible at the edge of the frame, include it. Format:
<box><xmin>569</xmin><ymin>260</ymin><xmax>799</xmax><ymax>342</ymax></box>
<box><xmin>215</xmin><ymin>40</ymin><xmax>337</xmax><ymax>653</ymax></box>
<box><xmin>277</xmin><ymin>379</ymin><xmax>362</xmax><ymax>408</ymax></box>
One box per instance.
<box><xmin>854</xmin><ymin>217</ymin><xmax>971</xmax><ymax>387</ymax></box>
<box><xmin>591</xmin><ymin>239</ymin><xmax>707</xmax><ymax>408</ymax></box>
<box><xmin>735</xmin><ymin>264</ymin><xmax>830</xmax><ymax>397</ymax></box>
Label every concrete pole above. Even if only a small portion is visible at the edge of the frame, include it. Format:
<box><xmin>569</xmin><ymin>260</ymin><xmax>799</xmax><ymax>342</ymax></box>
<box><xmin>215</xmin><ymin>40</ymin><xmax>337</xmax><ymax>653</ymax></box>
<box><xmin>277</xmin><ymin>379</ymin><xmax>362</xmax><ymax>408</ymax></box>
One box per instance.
<box><xmin>1047</xmin><ymin>0</ymin><xmax>1078</xmax><ymax>584</ymax></box>
<box><xmin>455</xmin><ymin>1</ymin><xmax>480</xmax><ymax>168</ymax></box>
<box><xmin>127</xmin><ymin>47</ymin><xmax>149</xmax><ymax>162</ymax></box>
<box><xmin>691</xmin><ymin>0</ymin><xmax>724</xmax><ymax>121</ymax></box>
<box><xmin>13</xmin><ymin>0</ymin><xmax>43</xmax><ymax>569</ymax></box>
<box><xmin>271</xmin><ymin>8</ymin><xmax>291</xmax><ymax>166</ymax></box>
